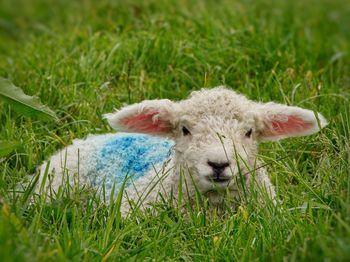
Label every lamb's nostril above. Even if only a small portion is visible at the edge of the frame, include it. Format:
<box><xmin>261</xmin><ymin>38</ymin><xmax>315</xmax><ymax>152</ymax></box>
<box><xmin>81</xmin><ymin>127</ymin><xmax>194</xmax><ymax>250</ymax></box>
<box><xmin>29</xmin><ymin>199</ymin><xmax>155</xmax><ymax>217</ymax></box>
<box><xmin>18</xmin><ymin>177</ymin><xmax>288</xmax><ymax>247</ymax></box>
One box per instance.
<box><xmin>207</xmin><ymin>161</ymin><xmax>230</xmax><ymax>170</ymax></box>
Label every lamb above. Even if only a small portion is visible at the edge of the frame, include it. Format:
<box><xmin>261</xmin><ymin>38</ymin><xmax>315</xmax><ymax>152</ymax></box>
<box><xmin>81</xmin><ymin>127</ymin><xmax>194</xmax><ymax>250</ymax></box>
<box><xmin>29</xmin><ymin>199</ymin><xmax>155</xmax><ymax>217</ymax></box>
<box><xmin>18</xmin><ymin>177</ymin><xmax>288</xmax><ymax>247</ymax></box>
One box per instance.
<box><xmin>36</xmin><ymin>87</ymin><xmax>327</xmax><ymax>215</ymax></box>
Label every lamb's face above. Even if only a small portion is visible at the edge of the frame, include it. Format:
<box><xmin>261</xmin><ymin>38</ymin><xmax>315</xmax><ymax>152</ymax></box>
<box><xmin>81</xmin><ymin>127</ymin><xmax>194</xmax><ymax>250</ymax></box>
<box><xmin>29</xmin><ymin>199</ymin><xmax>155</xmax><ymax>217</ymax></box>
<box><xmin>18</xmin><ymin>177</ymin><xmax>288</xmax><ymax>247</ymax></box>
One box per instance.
<box><xmin>105</xmin><ymin>87</ymin><xmax>327</xmax><ymax>195</ymax></box>
<box><xmin>172</xmin><ymin>90</ymin><xmax>260</xmax><ymax>192</ymax></box>
<box><xmin>172</xmin><ymin>116</ymin><xmax>258</xmax><ymax>193</ymax></box>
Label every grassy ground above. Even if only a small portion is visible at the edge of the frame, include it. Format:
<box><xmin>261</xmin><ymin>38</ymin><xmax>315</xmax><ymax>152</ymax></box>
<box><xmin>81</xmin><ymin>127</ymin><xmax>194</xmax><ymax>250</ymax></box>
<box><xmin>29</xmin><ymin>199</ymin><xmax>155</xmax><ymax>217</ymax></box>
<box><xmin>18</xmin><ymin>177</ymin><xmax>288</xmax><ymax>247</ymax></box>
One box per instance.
<box><xmin>0</xmin><ymin>0</ymin><xmax>349</xmax><ymax>261</ymax></box>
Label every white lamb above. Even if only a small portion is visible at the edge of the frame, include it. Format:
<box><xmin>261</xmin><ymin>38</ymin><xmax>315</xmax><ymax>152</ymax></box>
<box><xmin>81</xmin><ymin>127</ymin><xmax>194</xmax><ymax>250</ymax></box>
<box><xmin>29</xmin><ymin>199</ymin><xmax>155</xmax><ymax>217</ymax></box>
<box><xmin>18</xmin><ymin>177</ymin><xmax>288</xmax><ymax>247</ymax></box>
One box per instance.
<box><xmin>37</xmin><ymin>87</ymin><xmax>327</xmax><ymax>215</ymax></box>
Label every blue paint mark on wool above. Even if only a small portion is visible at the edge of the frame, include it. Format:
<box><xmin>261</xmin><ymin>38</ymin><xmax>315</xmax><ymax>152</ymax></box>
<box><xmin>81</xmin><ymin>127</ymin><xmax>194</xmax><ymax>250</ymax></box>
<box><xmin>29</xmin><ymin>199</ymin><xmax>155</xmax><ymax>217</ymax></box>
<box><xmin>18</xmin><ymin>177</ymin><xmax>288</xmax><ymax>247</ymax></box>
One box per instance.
<box><xmin>91</xmin><ymin>133</ymin><xmax>174</xmax><ymax>191</ymax></box>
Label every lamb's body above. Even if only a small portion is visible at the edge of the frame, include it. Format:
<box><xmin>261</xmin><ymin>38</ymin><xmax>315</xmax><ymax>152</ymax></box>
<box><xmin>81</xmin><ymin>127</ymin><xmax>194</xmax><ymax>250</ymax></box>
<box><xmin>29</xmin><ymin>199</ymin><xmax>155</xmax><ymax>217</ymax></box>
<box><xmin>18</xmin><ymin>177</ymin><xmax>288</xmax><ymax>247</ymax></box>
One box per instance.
<box><xmin>39</xmin><ymin>134</ymin><xmax>174</xmax><ymax>215</ymax></box>
<box><xmin>39</xmin><ymin>133</ymin><xmax>174</xmax><ymax>195</ymax></box>
<box><xmin>37</xmin><ymin>87</ymin><xmax>327</xmax><ymax>215</ymax></box>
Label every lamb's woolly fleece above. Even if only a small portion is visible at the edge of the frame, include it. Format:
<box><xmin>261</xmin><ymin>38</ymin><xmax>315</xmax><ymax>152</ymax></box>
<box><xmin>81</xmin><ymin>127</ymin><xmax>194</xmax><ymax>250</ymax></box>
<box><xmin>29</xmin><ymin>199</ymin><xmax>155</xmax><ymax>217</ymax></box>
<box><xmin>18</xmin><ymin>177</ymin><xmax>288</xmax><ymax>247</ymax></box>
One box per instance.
<box><xmin>36</xmin><ymin>87</ymin><xmax>327</xmax><ymax>215</ymax></box>
<box><xmin>38</xmin><ymin>133</ymin><xmax>174</xmax><ymax>198</ymax></box>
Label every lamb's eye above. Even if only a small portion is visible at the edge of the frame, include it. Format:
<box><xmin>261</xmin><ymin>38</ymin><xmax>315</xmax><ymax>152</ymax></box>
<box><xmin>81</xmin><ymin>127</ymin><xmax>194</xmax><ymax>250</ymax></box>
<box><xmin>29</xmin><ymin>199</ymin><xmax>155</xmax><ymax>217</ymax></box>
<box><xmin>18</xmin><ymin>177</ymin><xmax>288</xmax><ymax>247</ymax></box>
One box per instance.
<box><xmin>245</xmin><ymin>128</ymin><xmax>253</xmax><ymax>138</ymax></box>
<box><xmin>182</xmin><ymin>126</ymin><xmax>191</xmax><ymax>136</ymax></box>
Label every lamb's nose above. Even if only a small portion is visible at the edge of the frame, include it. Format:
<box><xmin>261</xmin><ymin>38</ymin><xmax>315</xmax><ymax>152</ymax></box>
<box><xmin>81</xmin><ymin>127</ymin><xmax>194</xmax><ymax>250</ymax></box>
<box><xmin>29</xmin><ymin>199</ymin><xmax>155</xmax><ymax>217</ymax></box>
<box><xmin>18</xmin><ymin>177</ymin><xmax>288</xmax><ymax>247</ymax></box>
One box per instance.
<box><xmin>207</xmin><ymin>161</ymin><xmax>230</xmax><ymax>173</ymax></box>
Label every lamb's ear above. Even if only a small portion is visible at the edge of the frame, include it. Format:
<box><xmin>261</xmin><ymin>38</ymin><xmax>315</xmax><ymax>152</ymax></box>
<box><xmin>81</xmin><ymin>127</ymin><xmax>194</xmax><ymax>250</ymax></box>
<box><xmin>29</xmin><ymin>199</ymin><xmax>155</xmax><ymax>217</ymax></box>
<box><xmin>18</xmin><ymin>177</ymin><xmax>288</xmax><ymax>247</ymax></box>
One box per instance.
<box><xmin>103</xmin><ymin>99</ymin><xmax>176</xmax><ymax>136</ymax></box>
<box><xmin>254</xmin><ymin>102</ymin><xmax>328</xmax><ymax>141</ymax></box>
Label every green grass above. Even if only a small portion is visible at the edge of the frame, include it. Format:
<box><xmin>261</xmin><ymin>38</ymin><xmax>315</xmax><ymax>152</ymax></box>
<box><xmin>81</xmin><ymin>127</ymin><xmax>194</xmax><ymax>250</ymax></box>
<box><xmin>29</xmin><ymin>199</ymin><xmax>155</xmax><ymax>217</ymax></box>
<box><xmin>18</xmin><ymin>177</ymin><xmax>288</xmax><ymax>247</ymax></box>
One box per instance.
<box><xmin>0</xmin><ymin>0</ymin><xmax>350</xmax><ymax>260</ymax></box>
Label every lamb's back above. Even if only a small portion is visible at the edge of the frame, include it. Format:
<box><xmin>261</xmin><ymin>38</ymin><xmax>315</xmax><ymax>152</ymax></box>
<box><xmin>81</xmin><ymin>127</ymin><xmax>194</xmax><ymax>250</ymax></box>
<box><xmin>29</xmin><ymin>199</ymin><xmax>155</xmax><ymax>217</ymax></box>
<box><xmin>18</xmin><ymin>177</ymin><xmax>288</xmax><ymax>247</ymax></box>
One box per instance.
<box><xmin>37</xmin><ymin>133</ymin><xmax>174</xmax><ymax>195</ymax></box>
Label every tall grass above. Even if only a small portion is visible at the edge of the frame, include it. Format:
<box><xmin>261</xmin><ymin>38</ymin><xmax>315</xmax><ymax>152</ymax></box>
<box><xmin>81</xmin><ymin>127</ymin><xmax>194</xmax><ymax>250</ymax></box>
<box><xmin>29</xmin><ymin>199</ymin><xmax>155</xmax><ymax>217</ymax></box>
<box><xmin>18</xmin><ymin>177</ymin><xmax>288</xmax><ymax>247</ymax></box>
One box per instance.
<box><xmin>0</xmin><ymin>0</ymin><xmax>349</xmax><ymax>260</ymax></box>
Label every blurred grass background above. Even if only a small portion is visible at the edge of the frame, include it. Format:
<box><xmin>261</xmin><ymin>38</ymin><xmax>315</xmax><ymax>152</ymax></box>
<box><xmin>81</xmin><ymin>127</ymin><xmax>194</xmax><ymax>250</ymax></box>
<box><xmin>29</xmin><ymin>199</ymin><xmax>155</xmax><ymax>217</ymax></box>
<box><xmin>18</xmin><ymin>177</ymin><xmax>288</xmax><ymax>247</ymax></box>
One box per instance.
<box><xmin>0</xmin><ymin>0</ymin><xmax>349</xmax><ymax>261</ymax></box>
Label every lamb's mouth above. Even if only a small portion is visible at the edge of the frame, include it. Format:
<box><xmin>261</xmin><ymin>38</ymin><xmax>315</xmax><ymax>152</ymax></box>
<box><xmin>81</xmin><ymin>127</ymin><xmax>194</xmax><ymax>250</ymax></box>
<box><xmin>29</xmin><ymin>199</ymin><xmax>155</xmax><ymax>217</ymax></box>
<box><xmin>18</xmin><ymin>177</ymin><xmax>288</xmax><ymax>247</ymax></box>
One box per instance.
<box><xmin>207</xmin><ymin>176</ymin><xmax>231</xmax><ymax>183</ymax></box>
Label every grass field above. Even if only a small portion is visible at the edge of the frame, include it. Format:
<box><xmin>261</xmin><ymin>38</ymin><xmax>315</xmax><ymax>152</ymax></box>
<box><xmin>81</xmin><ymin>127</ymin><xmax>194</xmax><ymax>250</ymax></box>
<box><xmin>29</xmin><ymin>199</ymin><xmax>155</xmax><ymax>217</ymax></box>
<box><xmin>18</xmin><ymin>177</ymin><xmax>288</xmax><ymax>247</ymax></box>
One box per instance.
<box><xmin>0</xmin><ymin>0</ymin><xmax>350</xmax><ymax>261</ymax></box>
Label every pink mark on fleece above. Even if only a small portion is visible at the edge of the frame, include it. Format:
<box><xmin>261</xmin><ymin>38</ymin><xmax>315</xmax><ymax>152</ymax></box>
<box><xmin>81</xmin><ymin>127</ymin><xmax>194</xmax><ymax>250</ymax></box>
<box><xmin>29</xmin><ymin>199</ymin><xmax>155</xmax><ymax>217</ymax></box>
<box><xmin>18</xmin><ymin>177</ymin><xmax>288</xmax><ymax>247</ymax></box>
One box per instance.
<box><xmin>121</xmin><ymin>112</ymin><xmax>171</xmax><ymax>133</ymax></box>
<box><xmin>264</xmin><ymin>115</ymin><xmax>313</xmax><ymax>137</ymax></box>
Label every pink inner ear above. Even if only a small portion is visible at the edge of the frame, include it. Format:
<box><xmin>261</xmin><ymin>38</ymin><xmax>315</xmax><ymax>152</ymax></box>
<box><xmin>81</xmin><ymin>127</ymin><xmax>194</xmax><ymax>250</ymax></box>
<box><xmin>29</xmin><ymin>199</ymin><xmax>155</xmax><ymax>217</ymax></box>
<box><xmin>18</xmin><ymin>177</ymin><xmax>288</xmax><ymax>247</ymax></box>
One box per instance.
<box><xmin>264</xmin><ymin>115</ymin><xmax>314</xmax><ymax>137</ymax></box>
<box><xmin>121</xmin><ymin>111</ymin><xmax>172</xmax><ymax>134</ymax></box>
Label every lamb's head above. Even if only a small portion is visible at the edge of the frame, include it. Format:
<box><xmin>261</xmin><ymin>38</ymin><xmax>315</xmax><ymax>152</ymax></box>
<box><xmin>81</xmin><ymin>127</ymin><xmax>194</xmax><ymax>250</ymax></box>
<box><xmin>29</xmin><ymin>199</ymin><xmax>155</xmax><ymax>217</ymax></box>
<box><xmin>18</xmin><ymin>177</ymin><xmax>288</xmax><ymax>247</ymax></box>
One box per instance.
<box><xmin>105</xmin><ymin>87</ymin><xmax>327</xmax><ymax>195</ymax></box>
